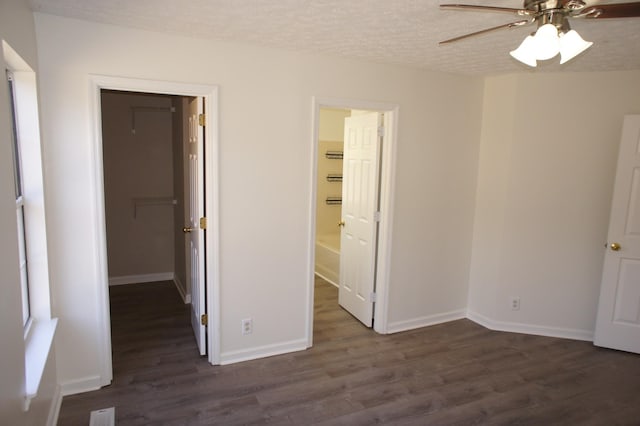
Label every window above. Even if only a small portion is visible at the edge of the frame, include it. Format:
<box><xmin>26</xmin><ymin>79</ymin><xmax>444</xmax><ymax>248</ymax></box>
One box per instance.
<box><xmin>7</xmin><ymin>70</ymin><xmax>31</xmax><ymax>329</ymax></box>
<box><xmin>4</xmin><ymin>40</ymin><xmax>57</xmax><ymax>410</ymax></box>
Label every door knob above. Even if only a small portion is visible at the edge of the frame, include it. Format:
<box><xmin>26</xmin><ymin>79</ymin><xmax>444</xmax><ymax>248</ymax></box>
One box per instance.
<box><xmin>183</xmin><ymin>226</ymin><xmax>193</xmax><ymax>233</ymax></box>
<box><xmin>338</xmin><ymin>220</ymin><xmax>345</xmax><ymax>227</ymax></box>
<box><xmin>610</xmin><ymin>242</ymin><xmax>621</xmax><ymax>251</ymax></box>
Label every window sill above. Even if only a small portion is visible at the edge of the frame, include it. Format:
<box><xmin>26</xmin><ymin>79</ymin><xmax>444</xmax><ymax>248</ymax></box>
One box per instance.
<box><xmin>24</xmin><ymin>317</ymin><xmax>58</xmax><ymax>411</ymax></box>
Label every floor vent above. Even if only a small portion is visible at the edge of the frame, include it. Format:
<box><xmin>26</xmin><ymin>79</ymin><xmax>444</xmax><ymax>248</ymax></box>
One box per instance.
<box><xmin>89</xmin><ymin>407</ymin><xmax>115</xmax><ymax>426</ymax></box>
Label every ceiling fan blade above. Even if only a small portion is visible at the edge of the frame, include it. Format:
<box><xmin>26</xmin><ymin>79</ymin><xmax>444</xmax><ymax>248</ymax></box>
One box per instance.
<box><xmin>439</xmin><ymin>19</ymin><xmax>532</xmax><ymax>44</ymax></box>
<box><xmin>578</xmin><ymin>2</ymin><xmax>640</xmax><ymax>18</ymax></box>
<box><xmin>440</xmin><ymin>4</ymin><xmax>534</xmax><ymax>16</ymax></box>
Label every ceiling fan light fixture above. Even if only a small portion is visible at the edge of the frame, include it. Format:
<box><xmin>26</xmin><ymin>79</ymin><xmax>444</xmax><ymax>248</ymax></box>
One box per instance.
<box><xmin>510</xmin><ymin>35</ymin><xmax>538</xmax><ymax>66</ymax></box>
<box><xmin>440</xmin><ymin>1</ymin><xmax>640</xmax><ymax>68</ymax></box>
<box><xmin>559</xmin><ymin>29</ymin><xmax>593</xmax><ymax>64</ymax></box>
<box><xmin>533</xmin><ymin>23</ymin><xmax>561</xmax><ymax>60</ymax></box>
<box><xmin>511</xmin><ymin>22</ymin><xmax>591</xmax><ymax>66</ymax></box>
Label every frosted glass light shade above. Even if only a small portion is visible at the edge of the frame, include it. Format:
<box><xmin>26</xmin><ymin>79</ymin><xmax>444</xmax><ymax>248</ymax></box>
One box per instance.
<box><xmin>533</xmin><ymin>23</ymin><xmax>560</xmax><ymax>60</ymax></box>
<box><xmin>559</xmin><ymin>30</ymin><xmax>593</xmax><ymax>64</ymax></box>
<box><xmin>510</xmin><ymin>23</ymin><xmax>593</xmax><ymax>66</ymax></box>
<box><xmin>510</xmin><ymin>35</ymin><xmax>538</xmax><ymax>67</ymax></box>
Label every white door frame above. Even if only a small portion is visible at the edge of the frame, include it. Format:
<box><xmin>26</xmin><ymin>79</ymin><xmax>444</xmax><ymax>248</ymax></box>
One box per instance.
<box><xmin>89</xmin><ymin>75</ymin><xmax>221</xmax><ymax>386</ymax></box>
<box><xmin>306</xmin><ymin>96</ymin><xmax>399</xmax><ymax>346</ymax></box>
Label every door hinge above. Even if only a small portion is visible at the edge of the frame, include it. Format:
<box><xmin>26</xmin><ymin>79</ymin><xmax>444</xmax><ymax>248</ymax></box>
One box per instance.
<box><xmin>198</xmin><ymin>113</ymin><xmax>206</xmax><ymax>126</ymax></box>
<box><xmin>201</xmin><ymin>313</ymin><xmax>208</xmax><ymax>326</ymax></box>
<box><xmin>370</xmin><ymin>292</ymin><xmax>377</xmax><ymax>302</ymax></box>
<box><xmin>377</xmin><ymin>126</ymin><xmax>385</xmax><ymax>137</ymax></box>
<box><xmin>374</xmin><ymin>211</ymin><xmax>381</xmax><ymax>222</ymax></box>
<box><xmin>200</xmin><ymin>217</ymin><xmax>207</xmax><ymax>230</ymax></box>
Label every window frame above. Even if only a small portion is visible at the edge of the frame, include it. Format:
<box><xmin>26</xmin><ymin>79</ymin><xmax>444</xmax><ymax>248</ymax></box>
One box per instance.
<box><xmin>3</xmin><ymin>40</ymin><xmax>57</xmax><ymax>411</ymax></box>
<box><xmin>7</xmin><ymin>69</ymin><xmax>33</xmax><ymax>333</ymax></box>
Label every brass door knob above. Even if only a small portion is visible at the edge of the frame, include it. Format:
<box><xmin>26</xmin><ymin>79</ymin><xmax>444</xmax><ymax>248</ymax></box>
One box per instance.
<box><xmin>610</xmin><ymin>242</ymin><xmax>621</xmax><ymax>251</ymax></box>
<box><xmin>183</xmin><ymin>226</ymin><xmax>193</xmax><ymax>233</ymax></box>
<box><xmin>338</xmin><ymin>220</ymin><xmax>345</xmax><ymax>227</ymax></box>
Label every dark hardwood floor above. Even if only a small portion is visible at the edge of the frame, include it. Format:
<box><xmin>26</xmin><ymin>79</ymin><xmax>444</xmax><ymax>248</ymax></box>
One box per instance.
<box><xmin>58</xmin><ymin>278</ymin><xmax>640</xmax><ymax>425</ymax></box>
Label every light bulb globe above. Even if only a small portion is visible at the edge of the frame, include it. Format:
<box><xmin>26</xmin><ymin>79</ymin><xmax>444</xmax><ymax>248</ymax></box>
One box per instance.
<box><xmin>559</xmin><ymin>30</ymin><xmax>593</xmax><ymax>64</ymax></box>
<box><xmin>534</xmin><ymin>23</ymin><xmax>560</xmax><ymax>60</ymax></box>
<box><xmin>510</xmin><ymin>35</ymin><xmax>537</xmax><ymax>67</ymax></box>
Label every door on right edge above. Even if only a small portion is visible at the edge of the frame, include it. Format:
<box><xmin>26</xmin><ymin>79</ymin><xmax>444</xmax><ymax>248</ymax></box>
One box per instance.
<box><xmin>338</xmin><ymin>111</ymin><xmax>382</xmax><ymax>328</ymax></box>
<box><xmin>594</xmin><ymin>115</ymin><xmax>640</xmax><ymax>354</ymax></box>
<box><xmin>185</xmin><ymin>97</ymin><xmax>206</xmax><ymax>356</ymax></box>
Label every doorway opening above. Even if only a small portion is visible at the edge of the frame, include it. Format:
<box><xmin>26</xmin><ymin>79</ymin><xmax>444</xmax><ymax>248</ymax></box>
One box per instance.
<box><xmin>307</xmin><ymin>98</ymin><xmax>399</xmax><ymax>346</ymax></box>
<box><xmin>90</xmin><ymin>76</ymin><xmax>220</xmax><ymax>387</ymax></box>
<box><xmin>100</xmin><ymin>90</ymin><xmax>204</xmax><ymax>375</ymax></box>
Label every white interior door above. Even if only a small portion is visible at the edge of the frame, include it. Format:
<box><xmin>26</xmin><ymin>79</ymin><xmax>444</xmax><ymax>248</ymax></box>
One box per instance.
<box><xmin>186</xmin><ymin>97</ymin><xmax>206</xmax><ymax>355</ymax></box>
<box><xmin>594</xmin><ymin>115</ymin><xmax>640</xmax><ymax>354</ymax></box>
<box><xmin>338</xmin><ymin>111</ymin><xmax>382</xmax><ymax>327</ymax></box>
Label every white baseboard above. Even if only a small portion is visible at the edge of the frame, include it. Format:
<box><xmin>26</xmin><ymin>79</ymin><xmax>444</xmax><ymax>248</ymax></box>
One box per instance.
<box><xmin>220</xmin><ymin>338</ymin><xmax>308</xmax><ymax>365</ymax></box>
<box><xmin>172</xmin><ymin>276</ymin><xmax>191</xmax><ymax>304</ymax></box>
<box><xmin>466</xmin><ymin>310</ymin><xmax>594</xmax><ymax>342</ymax></box>
<box><xmin>108</xmin><ymin>272</ymin><xmax>174</xmax><ymax>286</ymax></box>
<box><xmin>60</xmin><ymin>375</ymin><xmax>103</xmax><ymax>396</ymax></box>
<box><xmin>46</xmin><ymin>384</ymin><xmax>62</xmax><ymax>426</ymax></box>
<box><xmin>386</xmin><ymin>309</ymin><xmax>466</xmax><ymax>334</ymax></box>
<box><xmin>372</xmin><ymin>308</ymin><xmax>593</xmax><ymax>342</ymax></box>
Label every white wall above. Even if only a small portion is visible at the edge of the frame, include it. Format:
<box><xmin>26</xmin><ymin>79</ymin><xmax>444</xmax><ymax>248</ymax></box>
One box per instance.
<box><xmin>33</xmin><ymin>13</ymin><xmax>484</xmax><ymax>390</ymax></box>
<box><xmin>385</xmin><ymin>72</ymin><xmax>483</xmax><ymax>331</ymax></box>
<box><xmin>469</xmin><ymin>71</ymin><xmax>640</xmax><ymax>339</ymax></box>
<box><xmin>0</xmin><ymin>0</ymin><xmax>58</xmax><ymax>424</ymax></box>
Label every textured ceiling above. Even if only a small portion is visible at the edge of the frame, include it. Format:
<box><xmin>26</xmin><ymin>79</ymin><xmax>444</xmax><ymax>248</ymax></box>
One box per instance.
<box><xmin>28</xmin><ymin>0</ymin><xmax>640</xmax><ymax>75</ymax></box>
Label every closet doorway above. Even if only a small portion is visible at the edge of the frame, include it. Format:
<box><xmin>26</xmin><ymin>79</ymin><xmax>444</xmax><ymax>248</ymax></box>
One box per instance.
<box><xmin>101</xmin><ymin>90</ymin><xmax>208</xmax><ymax>355</ymax></box>
<box><xmin>89</xmin><ymin>76</ymin><xmax>220</xmax><ymax>386</ymax></box>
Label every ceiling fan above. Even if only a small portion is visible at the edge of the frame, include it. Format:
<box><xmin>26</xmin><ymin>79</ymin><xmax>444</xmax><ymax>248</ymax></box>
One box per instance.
<box><xmin>439</xmin><ymin>1</ymin><xmax>640</xmax><ymax>66</ymax></box>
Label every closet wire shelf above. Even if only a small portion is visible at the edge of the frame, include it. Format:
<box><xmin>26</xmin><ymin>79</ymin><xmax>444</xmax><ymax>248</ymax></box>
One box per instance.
<box><xmin>325</xmin><ymin>197</ymin><xmax>342</xmax><ymax>205</ymax></box>
<box><xmin>325</xmin><ymin>151</ymin><xmax>343</xmax><ymax>160</ymax></box>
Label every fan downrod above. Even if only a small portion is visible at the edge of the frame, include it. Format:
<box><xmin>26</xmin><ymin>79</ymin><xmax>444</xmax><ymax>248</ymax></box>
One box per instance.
<box><xmin>523</xmin><ymin>0</ymin><xmax>585</xmax><ymax>12</ymax></box>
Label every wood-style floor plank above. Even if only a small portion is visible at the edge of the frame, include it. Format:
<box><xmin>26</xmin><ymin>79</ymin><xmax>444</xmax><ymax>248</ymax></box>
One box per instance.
<box><xmin>57</xmin><ymin>278</ymin><xmax>640</xmax><ymax>425</ymax></box>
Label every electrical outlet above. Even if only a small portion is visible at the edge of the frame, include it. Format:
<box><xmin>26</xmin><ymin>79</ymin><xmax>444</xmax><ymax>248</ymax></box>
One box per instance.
<box><xmin>510</xmin><ymin>297</ymin><xmax>520</xmax><ymax>311</ymax></box>
<box><xmin>242</xmin><ymin>318</ymin><xmax>252</xmax><ymax>335</ymax></box>
<box><xmin>89</xmin><ymin>407</ymin><xmax>115</xmax><ymax>426</ymax></box>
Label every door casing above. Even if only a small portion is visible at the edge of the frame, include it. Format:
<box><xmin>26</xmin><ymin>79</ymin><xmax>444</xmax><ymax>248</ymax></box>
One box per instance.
<box><xmin>306</xmin><ymin>97</ymin><xmax>399</xmax><ymax>346</ymax></box>
<box><xmin>89</xmin><ymin>75</ymin><xmax>221</xmax><ymax>387</ymax></box>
